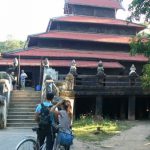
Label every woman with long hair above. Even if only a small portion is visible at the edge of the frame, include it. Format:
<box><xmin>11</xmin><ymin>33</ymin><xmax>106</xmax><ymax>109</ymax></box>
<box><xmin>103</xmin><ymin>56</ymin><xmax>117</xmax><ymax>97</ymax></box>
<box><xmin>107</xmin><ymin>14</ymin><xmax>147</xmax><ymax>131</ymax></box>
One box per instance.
<box><xmin>51</xmin><ymin>99</ymin><xmax>73</xmax><ymax>150</ymax></box>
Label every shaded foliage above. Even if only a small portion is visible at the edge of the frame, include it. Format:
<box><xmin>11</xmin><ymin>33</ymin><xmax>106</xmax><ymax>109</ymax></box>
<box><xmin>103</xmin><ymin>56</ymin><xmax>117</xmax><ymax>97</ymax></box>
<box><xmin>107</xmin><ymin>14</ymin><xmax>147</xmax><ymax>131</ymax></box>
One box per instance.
<box><xmin>141</xmin><ymin>63</ymin><xmax>150</xmax><ymax>89</ymax></box>
<box><xmin>130</xmin><ymin>35</ymin><xmax>150</xmax><ymax>58</ymax></box>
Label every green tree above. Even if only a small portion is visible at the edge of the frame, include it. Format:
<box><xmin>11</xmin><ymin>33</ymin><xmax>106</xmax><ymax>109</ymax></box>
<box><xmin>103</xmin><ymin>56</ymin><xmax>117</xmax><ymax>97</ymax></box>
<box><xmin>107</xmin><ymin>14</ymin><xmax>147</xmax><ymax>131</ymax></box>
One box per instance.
<box><xmin>128</xmin><ymin>0</ymin><xmax>150</xmax><ymax>22</ymax></box>
<box><xmin>141</xmin><ymin>64</ymin><xmax>150</xmax><ymax>88</ymax></box>
<box><xmin>130</xmin><ymin>27</ymin><xmax>150</xmax><ymax>89</ymax></box>
<box><xmin>0</xmin><ymin>40</ymin><xmax>25</xmax><ymax>53</ymax></box>
<box><xmin>130</xmin><ymin>34</ymin><xmax>150</xmax><ymax>58</ymax></box>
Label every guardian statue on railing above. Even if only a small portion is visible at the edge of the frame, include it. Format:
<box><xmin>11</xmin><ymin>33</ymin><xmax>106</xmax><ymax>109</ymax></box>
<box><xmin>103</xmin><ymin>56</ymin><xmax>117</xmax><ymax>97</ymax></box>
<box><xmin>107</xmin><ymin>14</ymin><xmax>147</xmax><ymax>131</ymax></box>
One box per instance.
<box><xmin>97</xmin><ymin>60</ymin><xmax>106</xmax><ymax>86</ymax></box>
<box><xmin>65</xmin><ymin>73</ymin><xmax>74</xmax><ymax>90</ymax></box>
<box><xmin>64</xmin><ymin>60</ymin><xmax>77</xmax><ymax>90</ymax></box>
<box><xmin>69</xmin><ymin>59</ymin><xmax>77</xmax><ymax>77</ymax></box>
<box><xmin>129</xmin><ymin>64</ymin><xmax>138</xmax><ymax>86</ymax></box>
<box><xmin>7</xmin><ymin>57</ymin><xmax>18</xmax><ymax>74</ymax></box>
<box><xmin>42</xmin><ymin>58</ymin><xmax>49</xmax><ymax>69</ymax></box>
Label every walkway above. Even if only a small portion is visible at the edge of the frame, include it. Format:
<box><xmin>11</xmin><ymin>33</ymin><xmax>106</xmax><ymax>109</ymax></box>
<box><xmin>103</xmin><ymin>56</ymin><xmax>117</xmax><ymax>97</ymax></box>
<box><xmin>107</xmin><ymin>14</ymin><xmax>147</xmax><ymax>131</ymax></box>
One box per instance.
<box><xmin>0</xmin><ymin>121</ymin><xmax>150</xmax><ymax>150</ymax></box>
<box><xmin>0</xmin><ymin>128</ymin><xmax>35</xmax><ymax>150</ymax></box>
<box><xmin>71</xmin><ymin>121</ymin><xmax>150</xmax><ymax>150</ymax></box>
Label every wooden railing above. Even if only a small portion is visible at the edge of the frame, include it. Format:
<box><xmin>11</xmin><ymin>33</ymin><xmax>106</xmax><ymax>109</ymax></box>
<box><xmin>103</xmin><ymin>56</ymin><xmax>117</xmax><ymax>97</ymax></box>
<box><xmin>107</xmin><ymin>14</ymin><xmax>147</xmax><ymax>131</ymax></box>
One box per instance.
<box><xmin>75</xmin><ymin>75</ymin><xmax>141</xmax><ymax>87</ymax></box>
<box><xmin>73</xmin><ymin>75</ymin><xmax>145</xmax><ymax>96</ymax></box>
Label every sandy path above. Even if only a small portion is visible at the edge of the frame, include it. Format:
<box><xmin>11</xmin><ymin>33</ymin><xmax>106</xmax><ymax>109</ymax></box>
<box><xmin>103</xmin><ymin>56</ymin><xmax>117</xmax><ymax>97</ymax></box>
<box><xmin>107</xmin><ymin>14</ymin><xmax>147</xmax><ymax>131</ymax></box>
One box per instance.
<box><xmin>71</xmin><ymin>121</ymin><xmax>150</xmax><ymax>150</ymax></box>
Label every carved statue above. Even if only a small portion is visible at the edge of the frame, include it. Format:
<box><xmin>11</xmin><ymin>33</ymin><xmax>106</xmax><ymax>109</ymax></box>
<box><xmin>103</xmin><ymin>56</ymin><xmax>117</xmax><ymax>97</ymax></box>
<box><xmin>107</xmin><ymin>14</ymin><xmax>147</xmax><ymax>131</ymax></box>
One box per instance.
<box><xmin>43</xmin><ymin>58</ymin><xmax>49</xmax><ymax>69</ymax></box>
<box><xmin>65</xmin><ymin>73</ymin><xmax>74</xmax><ymax>90</ymax></box>
<box><xmin>129</xmin><ymin>64</ymin><xmax>138</xmax><ymax>86</ymax></box>
<box><xmin>69</xmin><ymin>59</ymin><xmax>77</xmax><ymax>76</ymax></box>
<box><xmin>13</xmin><ymin>57</ymin><xmax>18</xmax><ymax>68</ymax></box>
<box><xmin>129</xmin><ymin>64</ymin><xmax>136</xmax><ymax>75</ymax></box>
<box><xmin>7</xmin><ymin>57</ymin><xmax>19</xmax><ymax>74</ymax></box>
<box><xmin>97</xmin><ymin>60</ymin><xmax>106</xmax><ymax>86</ymax></box>
<box><xmin>97</xmin><ymin>60</ymin><xmax>104</xmax><ymax>74</ymax></box>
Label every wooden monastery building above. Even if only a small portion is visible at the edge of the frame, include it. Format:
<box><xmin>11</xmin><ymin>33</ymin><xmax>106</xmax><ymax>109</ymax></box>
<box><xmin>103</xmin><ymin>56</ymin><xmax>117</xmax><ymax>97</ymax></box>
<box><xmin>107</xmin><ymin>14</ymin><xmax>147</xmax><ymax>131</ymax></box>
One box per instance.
<box><xmin>1</xmin><ymin>0</ymin><xmax>150</xmax><ymax>120</ymax></box>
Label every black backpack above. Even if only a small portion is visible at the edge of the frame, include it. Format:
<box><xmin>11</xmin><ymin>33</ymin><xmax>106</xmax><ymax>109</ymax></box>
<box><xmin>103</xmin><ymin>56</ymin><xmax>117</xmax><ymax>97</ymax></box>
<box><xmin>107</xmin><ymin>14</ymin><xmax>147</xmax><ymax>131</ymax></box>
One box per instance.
<box><xmin>39</xmin><ymin>103</ymin><xmax>51</xmax><ymax>129</ymax></box>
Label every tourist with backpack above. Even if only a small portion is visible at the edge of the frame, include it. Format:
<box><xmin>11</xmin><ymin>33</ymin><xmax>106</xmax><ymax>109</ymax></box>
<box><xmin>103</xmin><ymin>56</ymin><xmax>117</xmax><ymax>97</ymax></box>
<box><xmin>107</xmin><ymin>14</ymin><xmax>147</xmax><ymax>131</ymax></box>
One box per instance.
<box><xmin>35</xmin><ymin>92</ymin><xmax>56</xmax><ymax>150</ymax></box>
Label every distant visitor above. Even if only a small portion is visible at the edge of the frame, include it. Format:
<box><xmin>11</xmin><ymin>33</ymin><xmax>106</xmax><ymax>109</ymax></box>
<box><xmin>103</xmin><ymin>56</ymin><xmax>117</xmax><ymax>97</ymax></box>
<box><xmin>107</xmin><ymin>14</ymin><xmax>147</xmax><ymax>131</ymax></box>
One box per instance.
<box><xmin>20</xmin><ymin>70</ymin><xmax>28</xmax><ymax>90</ymax></box>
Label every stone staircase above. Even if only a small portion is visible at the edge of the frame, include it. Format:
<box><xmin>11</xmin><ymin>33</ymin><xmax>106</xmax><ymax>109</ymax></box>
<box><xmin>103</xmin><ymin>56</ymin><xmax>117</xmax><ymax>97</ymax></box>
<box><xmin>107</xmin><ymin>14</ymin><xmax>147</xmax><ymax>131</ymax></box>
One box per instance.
<box><xmin>7</xmin><ymin>89</ymin><xmax>41</xmax><ymax>128</ymax></box>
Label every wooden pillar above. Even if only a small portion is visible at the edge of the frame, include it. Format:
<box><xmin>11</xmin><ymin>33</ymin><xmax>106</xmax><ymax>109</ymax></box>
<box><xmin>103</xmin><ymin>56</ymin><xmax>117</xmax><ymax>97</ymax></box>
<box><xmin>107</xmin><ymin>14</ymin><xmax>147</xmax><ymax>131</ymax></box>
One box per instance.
<box><xmin>95</xmin><ymin>96</ymin><xmax>103</xmax><ymax>116</ymax></box>
<box><xmin>128</xmin><ymin>96</ymin><xmax>135</xmax><ymax>120</ymax></box>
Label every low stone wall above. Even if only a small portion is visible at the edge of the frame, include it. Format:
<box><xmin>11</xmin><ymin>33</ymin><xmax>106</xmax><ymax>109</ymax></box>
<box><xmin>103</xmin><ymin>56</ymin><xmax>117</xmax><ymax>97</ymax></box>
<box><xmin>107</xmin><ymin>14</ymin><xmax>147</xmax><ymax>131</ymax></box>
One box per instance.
<box><xmin>0</xmin><ymin>96</ymin><xmax>6</xmax><ymax>128</ymax></box>
<box><xmin>0</xmin><ymin>72</ymin><xmax>12</xmax><ymax>128</ymax></box>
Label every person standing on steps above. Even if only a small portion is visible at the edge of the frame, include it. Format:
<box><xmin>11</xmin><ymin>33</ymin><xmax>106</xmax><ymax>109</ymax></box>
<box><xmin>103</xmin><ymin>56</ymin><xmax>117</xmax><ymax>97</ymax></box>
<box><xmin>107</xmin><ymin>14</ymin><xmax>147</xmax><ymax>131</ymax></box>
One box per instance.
<box><xmin>20</xmin><ymin>70</ymin><xmax>28</xmax><ymax>90</ymax></box>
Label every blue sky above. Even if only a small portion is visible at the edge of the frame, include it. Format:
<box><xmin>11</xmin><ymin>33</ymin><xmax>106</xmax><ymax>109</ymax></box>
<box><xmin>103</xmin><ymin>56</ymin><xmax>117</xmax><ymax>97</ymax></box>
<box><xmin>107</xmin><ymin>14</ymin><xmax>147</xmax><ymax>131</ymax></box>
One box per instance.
<box><xmin>0</xmin><ymin>0</ymin><xmax>132</xmax><ymax>41</ymax></box>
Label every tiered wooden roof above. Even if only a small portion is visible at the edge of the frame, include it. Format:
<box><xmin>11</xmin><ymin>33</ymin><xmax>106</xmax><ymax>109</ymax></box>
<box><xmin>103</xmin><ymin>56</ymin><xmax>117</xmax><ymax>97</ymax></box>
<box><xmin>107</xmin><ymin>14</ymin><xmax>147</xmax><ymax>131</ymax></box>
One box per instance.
<box><xmin>0</xmin><ymin>57</ymin><xmax>124</xmax><ymax>68</ymax></box>
<box><xmin>2</xmin><ymin>47</ymin><xmax>148</xmax><ymax>69</ymax></box>
<box><xmin>65</xmin><ymin>0</ymin><xmax>122</xmax><ymax>9</ymax></box>
<box><xmin>30</xmin><ymin>31</ymin><xmax>131</xmax><ymax>44</ymax></box>
<box><xmin>49</xmin><ymin>15</ymin><xmax>144</xmax><ymax>29</ymax></box>
<box><xmin>5</xmin><ymin>48</ymin><xmax>148</xmax><ymax>62</ymax></box>
<box><xmin>0</xmin><ymin>0</ymin><xmax>147</xmax><ymax>70</ymax></box>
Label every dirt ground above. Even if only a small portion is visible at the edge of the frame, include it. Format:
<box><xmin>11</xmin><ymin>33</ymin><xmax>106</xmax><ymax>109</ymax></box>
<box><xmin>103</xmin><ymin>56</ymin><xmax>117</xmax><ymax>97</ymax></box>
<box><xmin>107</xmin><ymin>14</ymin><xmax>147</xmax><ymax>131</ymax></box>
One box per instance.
<box><xmin>71</xmin><ymin>121</ymin><xmax>150</xmax><ymax>150</ymax></box>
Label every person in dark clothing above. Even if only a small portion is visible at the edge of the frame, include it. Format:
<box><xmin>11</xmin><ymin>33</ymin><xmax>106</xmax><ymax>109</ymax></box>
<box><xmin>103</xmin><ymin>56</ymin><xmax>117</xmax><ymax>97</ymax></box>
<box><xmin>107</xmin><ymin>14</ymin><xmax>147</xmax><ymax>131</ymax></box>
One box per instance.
<box><xmin>35</xmin><ymin>92</ymin><xmax>55</xmax><ymax>150</ymax></box>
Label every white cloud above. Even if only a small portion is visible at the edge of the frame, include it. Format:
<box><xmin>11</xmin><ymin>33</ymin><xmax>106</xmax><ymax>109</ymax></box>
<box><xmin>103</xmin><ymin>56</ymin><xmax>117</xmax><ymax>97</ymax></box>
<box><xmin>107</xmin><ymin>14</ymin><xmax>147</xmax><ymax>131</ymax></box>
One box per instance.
<box><xmin>0</xmin><ymin>0</ymin><xmax>133</xmax><ymax>41</ymax></box>
<box><xmin>116</xmin><ymin>0</ymin><xmax>132</xmax><ymax>20</ymax></box>
<box><xmin>0</xmin><ymin>0</ymin><xmax>64</xmax><ymax>41</ymax></box>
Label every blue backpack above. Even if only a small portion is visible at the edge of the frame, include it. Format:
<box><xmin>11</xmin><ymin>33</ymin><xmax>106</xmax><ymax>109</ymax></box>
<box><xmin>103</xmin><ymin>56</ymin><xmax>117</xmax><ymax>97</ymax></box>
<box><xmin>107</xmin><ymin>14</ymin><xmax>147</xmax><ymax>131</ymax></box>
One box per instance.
<box><xmin>58</xmin><ymin>131</ymin><xmax>74</xmax><ymax>146</ymax></box>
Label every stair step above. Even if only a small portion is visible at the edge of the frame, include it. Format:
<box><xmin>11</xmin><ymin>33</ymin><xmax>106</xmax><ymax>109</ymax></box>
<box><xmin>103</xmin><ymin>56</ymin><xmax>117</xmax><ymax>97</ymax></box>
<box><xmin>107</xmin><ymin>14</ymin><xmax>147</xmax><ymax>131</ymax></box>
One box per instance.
<box><xmin>12</xmin><ymin>89</ymin><xmax>40</xmax><ymax>92</ymax></box>
<box><xmin>11</xmin><ymin>97</ymin><xmax>40</xmax><ymax>99</ymax></box>
<box><xmin>11</xmin><ymin>96</ymin><xmax>41</xmax><ymax>98</ymax></box>
<box><xmin>7</xmin><ymin>115</ymin><xmax>35</xmax><ymax>119</ymax></box>
<box><xmin>11</xmin><ymin>92</ymin><xmax>41</xmax><ymax>96</ymax></box>
<box><xmin>7</xmin><ymin>123</ymin><xmax>37</xmax><ymax>127</ymax></box>
<box><xmin>7</xmin><ymin>127</ymin><xmax>36</xmax><ymax>129</ymax></box>
<box><xmin>11</xmin><ymin>98</ymin><xmax>40</xmax><ymax>102</ymax></box>
<box><xmin>7</xmin><ymin>90</ymin><xmax>41</xmax><ymax>128</ymax></box>
<box><xmin>11</xmin><ymin>93</ymin><xmax>41</xmax><ymax>95</ymax></box>
<box><xmin>11</xmin><ymin>97</ymin><xmax>41</xmax><ymax>100</ymax></box>
<box><xmin>7</xmin><ymin>119</ymin><xmax>36</xmax><ymax>123</ymax></box>
<box><xmin>10</xmin><ymin>102</ymin><xmax>38</xmax><ymax>106</ymax></box>
<box><xmin>9</xmin><ymin>104</ymin><xmax>37</xmax><ymax>107</ymax></box>
<box><xmin>8</xmin><ymin>107</ymin><xmax>35</xmax><ymax>111</ymax></box>
<box><xmin>10</xmin><ymin>101</ymin><xmax>40</xmax><ymax>104</ymax></box>
<box><xmin>11</xmin><ymin>101</ymin><xmax>40</xmax><ymax>104</ymax></box>
<box><xmin>8</xmin><ymin>112</ymin><xmax>35</xmax><ymax>115</ymax></box>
